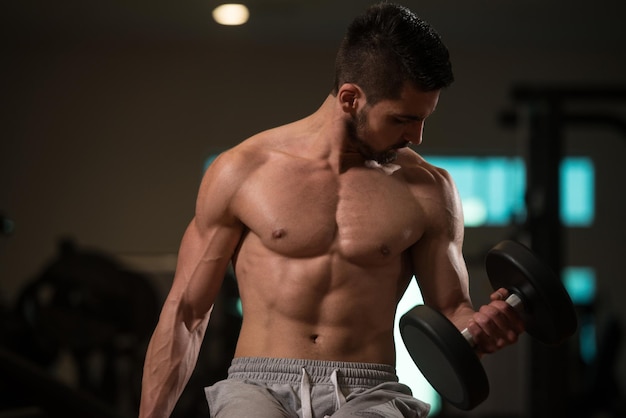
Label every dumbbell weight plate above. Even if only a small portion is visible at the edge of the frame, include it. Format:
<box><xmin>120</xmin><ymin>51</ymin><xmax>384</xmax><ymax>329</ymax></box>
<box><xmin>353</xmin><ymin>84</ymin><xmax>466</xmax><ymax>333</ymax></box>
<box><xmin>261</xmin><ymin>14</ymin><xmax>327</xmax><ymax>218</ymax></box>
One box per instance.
<box><xmin>486</xmin><ymin>240</ymin><xmax>577</xmax><ymax>345</ymax></box>
<box><xmin>400</xmin><ymin>304</ymin><xmax>489</xmax><ymax>410</ymax></box>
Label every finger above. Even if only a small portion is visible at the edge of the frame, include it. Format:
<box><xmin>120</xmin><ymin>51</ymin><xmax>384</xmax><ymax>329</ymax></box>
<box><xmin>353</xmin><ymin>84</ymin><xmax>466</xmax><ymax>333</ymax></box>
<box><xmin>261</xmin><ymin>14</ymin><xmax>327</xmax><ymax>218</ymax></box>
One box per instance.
<box><xmin>468</xmin><ymin>322</ymin><xmax>500</xmax><ymax>353</ymax></box>
<box><xmin>477</xmin><ymin>305</ymin><xmax>509</xmax><ymax>339</ymax></box>
<box><xmin>490</xmin><ymin>298</ymin><xmax>526</xmax><ymax>335</ymax></box>
<box><xmin>484</xmin><ymin>301</ymin><xmax>524</xmax><ymax>337</ymax></box>
<box><xmin>488</xmin><ymin>290</ymin><xmax>526</xmax><ymax>335</ymax></box>
<box><xmin>468</xmin><ymin>312</ymin><xmax>505</xmax><ymax>353</ymax></box>
<box><xmin>490</xmin><ymin>287</ymin><xmax>509</xmax><ymax>301</ymax></box>
<box><xmin>501</xmin><ymin>304</ymin><xmax>526</xmax><ymax>335</ymax></box>
<box><xmin>476</xmin><ymin>304</ymin><xmax>520</xmax><ymax>349</ymax></box>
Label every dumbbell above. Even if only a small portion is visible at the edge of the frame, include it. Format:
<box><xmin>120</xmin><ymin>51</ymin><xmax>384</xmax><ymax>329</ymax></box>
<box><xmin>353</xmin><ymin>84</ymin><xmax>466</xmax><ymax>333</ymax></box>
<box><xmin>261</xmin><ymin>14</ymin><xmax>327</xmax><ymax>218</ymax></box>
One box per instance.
<box><xmin>399</xmin><ymin>240</ymin><xmax>578</xmax><ymax>410</ymax></box>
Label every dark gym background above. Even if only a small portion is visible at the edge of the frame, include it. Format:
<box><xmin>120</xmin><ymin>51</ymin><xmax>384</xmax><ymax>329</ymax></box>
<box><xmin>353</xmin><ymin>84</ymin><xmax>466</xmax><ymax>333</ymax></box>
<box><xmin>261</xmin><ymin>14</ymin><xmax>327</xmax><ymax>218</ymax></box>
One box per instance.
<box><xmin>1</xmin><ymin>1</ymin><xmax>625</xmax><ymax>417</ymax></box>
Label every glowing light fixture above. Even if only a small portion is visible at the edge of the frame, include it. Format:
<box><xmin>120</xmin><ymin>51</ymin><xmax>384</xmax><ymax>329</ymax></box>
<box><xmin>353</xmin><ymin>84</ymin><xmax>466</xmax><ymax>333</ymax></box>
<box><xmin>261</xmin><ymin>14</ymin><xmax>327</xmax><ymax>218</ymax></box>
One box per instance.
<box><xmin>212</xmin><ymin>4</ymin><xmax>250</xmax><ymax>26</ymax></box>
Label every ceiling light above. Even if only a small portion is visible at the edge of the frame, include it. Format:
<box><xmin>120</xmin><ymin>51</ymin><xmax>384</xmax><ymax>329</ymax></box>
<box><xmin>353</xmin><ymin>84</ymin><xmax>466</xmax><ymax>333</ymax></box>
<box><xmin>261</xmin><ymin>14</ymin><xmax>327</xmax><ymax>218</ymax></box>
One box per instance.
<box><xmin>212</xmin><ymin>4</ymin><xmax>250</xmax><ymax>26</ymax></box>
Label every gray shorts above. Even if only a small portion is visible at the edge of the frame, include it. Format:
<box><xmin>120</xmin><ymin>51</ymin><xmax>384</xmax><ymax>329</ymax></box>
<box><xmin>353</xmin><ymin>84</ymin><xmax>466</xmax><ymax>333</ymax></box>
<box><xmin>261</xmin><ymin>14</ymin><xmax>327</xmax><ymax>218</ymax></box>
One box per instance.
<box><xmin>204</xmin><ymin>357</ymin><xmax>430</xmax><ymax>418</ymax></box>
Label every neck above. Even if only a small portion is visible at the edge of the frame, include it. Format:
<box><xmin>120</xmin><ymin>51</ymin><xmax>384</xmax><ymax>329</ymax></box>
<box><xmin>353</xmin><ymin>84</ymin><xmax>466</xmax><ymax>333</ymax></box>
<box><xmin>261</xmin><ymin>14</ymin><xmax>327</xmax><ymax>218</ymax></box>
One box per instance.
<box><xmin>302</xmin><ymin>94</ymin><xmax>365</xmax><ymax>173</ymax></box>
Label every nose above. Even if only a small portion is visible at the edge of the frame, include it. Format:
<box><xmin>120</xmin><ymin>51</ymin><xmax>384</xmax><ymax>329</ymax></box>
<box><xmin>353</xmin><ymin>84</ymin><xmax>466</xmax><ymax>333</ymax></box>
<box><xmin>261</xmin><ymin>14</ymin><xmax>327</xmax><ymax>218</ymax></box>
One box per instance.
<box><xmin>403</xmin><ymin>121</ymin><xmax>424</xmax><ymax>145</ymax></box>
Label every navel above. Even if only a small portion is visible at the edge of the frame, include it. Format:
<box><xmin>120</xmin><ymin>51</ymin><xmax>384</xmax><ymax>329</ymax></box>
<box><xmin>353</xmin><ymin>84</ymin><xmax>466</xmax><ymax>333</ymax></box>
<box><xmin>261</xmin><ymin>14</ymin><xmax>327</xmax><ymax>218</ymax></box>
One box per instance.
<box><xmin>310</xmin><ymin>334</ymin><xmax>319</xmax><ymax>344</ymax></box>
<box><xmin>272</xmin><ymin>228</ymin><xmax>286</xmax><ymax>239</ymax></box>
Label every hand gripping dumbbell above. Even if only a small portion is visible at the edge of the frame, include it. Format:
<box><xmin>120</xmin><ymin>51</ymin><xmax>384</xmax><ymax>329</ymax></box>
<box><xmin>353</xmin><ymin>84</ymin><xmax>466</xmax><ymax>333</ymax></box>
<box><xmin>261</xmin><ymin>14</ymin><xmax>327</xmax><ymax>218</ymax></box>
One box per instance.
<box><xmin>399</xmin><ymin>240</ymin><xmax>578</xmax><ymax>410</ymax></box>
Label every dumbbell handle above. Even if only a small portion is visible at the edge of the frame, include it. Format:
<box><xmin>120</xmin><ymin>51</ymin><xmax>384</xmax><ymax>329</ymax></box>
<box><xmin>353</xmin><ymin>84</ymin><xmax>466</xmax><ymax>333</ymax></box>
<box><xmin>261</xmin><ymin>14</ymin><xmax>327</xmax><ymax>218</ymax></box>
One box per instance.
<box><xmin>460</xmin><ymin>293</ymin><xmax>524</xmax><ymax>347</ymax></box>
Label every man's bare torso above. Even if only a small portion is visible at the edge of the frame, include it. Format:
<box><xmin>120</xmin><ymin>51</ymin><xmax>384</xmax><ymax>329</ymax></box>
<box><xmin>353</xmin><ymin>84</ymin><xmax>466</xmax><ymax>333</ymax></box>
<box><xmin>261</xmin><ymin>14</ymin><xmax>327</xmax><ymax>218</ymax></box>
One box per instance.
<box><xmin>227</xmin><ymin>125</ymin><xmax>441</xmax><ymax>366</ymax></box>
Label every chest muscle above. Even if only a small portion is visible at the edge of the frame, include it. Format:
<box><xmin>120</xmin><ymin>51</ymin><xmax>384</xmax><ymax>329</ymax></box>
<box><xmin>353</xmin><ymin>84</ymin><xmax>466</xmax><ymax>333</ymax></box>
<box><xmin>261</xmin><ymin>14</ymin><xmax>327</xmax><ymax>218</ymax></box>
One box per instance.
<box><xmin>236</xmin><ymin>162</ymin><xmax>423</xmax><ymax>262</ymax></box>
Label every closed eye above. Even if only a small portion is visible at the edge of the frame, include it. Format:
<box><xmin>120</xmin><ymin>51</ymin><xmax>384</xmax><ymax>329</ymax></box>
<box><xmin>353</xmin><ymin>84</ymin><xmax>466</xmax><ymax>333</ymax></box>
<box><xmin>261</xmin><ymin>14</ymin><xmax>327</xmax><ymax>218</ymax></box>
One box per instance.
<box><xmin>393</xmin><ymin>114</ymin><xmax>423</xmax><ymax>124</ymax></box>
<box><xmin>393</xmin><ymin>117</ymin><xmax>415</xmax><ymax>125</ymax></box>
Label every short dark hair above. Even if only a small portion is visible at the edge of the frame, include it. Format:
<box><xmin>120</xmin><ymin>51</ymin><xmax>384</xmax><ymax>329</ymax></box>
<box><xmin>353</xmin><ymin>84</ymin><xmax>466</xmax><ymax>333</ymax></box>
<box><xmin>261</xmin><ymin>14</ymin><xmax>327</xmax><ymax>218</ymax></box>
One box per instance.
<box><xmin>332</xmin><ymin>2</ymin><xmax>454</xmax><ymax>103</ymax></box>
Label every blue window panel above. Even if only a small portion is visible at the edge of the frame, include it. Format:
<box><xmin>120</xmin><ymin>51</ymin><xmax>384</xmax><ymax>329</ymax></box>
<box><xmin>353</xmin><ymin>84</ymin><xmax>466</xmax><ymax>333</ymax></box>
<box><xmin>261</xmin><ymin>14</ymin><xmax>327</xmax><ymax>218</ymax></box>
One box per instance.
<box><xmin>563</xmin><ymin>267</ymin><xmax>596</xmax><ymax>363</ymax></box>
<box><xmin>560</xmin><ymin>158</ymin><xmax>595</xmax><ymax>227</ymax></box>
<box><xmin>563</xmin><ymin>266</ymin><xmax>596</xmax><ymax>305</ymax></box>
<box><xmin>579</xmin><ymin>316</ymin><xmax>597</xmax><ymax>364</ymax></box>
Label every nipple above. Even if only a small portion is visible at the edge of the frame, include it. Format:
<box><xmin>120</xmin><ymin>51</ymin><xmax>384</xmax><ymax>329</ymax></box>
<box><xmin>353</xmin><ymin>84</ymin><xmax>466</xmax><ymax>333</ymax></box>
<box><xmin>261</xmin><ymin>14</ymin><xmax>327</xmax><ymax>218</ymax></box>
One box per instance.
<box><xmin>380</xmin><ymin>244</ymin><xmax>390</xmax><ymax>256</ymax></box>
<box><xmin>272</xmin><ymin>228</ymin><xmax>286</xmax><ymax>239</ymax></box>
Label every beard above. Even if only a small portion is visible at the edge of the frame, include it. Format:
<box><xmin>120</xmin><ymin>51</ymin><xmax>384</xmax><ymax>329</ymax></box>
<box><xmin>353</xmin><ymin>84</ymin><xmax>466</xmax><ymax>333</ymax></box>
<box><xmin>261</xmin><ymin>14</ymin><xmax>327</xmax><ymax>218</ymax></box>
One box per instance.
<box><xmin>346</xmin><ymin>109</ymin><xmax>399</xmax><ymax>165</ymax></box>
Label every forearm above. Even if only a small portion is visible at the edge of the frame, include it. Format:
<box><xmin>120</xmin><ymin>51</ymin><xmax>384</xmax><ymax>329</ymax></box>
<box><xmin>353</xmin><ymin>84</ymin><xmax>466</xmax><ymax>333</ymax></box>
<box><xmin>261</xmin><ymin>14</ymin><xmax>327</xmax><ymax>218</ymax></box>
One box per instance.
<box><xmin>139</xmin><ymin>303</ymin><xmax>211</xmax><ymax>418</ymax></box>
<box><xmin>442</xmin><ymin>300</ymin><xmax>475</xmax><ymax>331</ymax></box>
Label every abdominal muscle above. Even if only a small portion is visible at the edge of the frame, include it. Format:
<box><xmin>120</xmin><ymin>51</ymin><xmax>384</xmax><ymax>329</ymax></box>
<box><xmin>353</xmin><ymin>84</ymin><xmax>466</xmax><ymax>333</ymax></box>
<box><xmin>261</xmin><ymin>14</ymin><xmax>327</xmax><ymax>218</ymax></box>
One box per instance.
<box><xmin>231</xmin><ymin>235</ymin><xmax>412</xmax><ymax>366</ymax></box>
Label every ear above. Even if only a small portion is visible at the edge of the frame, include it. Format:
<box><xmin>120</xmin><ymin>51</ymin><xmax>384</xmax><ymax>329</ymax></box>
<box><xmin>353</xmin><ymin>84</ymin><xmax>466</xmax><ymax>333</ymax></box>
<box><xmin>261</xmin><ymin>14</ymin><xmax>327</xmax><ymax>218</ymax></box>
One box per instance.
<box><xmin>337</xmin><ymin>83</ymin><xmax>364</xmax><ymax>114</ymax></box>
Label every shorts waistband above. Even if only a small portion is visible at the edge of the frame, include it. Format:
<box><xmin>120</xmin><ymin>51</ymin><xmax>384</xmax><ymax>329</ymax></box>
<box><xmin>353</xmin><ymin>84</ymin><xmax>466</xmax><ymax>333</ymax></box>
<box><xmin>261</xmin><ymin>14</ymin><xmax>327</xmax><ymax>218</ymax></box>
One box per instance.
<box><xmin>228</xmin><ymin>357</ymin><xmax>398</xmax><ymax>387</ymax></box>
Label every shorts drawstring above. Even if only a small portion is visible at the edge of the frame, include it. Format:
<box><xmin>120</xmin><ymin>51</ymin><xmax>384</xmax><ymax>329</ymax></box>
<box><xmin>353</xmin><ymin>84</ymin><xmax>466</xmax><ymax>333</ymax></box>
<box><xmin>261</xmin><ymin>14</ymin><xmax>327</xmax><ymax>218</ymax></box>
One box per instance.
<box><xmin>300</xmin><ymin>368</ymin><xmax>313</xmax><ymax>418</ymax></box>
<box><xmin>330</xmin><ymin>369</ymin><xmax>346</xmax><ymax>409</ymax></box>
<box><xmin>301</xmin><ymin>368</ymin><xmax>346</xmax><ymax>418</ymax></box>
